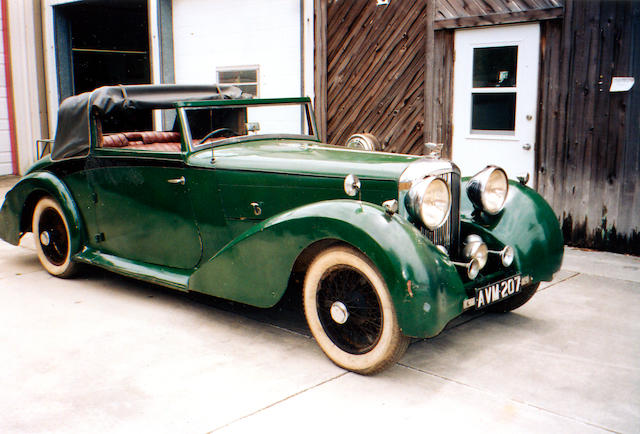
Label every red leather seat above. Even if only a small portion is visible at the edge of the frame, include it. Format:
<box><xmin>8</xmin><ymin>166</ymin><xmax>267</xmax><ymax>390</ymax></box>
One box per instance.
<box><xmin>139</xmin><ymin>131</ymin><xmax>180</xmax><ymax>144</ymax></box>
<box><xmin>102</xmin><ymin>133</ymin><xmax>129</xmax><ymax>148</ymax></box>
<box><xmin>123</xmin><ymin>132</ymin><xmax>143</xmax><ymax>142</ymax></box>
<box><xmin>126</xmin><ymin>142</ymin><xmax>181</xmax><ymax>152</ymax></box>
<box><xmin>102</xmin><ymin>131</ymin><xmax>181</xmax><ymax>152</ymax></box>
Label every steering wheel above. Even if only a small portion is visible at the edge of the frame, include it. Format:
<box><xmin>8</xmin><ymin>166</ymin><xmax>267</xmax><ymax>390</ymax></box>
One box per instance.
<box><xmin>199</xmin><ymin>128</ymin><xmax>238</xmax><ymax>144</ymax></box>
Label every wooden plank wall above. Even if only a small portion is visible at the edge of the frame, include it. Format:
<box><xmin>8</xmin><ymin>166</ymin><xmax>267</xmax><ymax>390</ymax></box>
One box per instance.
<box><xmin>314</xmin><ymin>0</ymin><xmax>328</xmax><ymax>142</ymax></box>
<box><xmin>436</xmin><ymin>0</ymin><xmax>563</xmax><ymax>29</ymax></box>
<box><xmin>430</xmin><ymin>30</ymin><xmax>454</xmax><ymax>158</ymax></box>
<box><xmin>325</xmin><ymin>0</ymin><xmax>426</xmax><ymax>154</ymax></box>
<box><xmin>537</xmin><ymin>0</ymin><xmax>640</xmax><ymax>254</ymax></box>
<box><xmin>436</xmin><ymin>0</ymin><xmax>563</xmax><ymax>20</ymax></box>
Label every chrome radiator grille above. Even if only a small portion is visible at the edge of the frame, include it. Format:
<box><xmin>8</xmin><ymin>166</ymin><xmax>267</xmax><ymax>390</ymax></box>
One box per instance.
<box><xmin>420</xmin><ymin>171</ymin><xmax>460</xmax><ymax>255</ymax></box>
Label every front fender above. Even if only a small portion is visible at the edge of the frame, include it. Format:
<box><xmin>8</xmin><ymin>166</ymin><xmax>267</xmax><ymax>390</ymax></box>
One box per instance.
<box><xmin>461</xmin><ymin>180</ymin><xmax>563</xmax><ymax>282</ymax></box>
<box><xmin>188</xmin><ymin>200</ymin><xmax>467</xmax><ymax>338</ymax></box>
<box><xmin>0</xmin><ymin>172</ymin><xmax>85</xmax><ymax>254</ymax></box>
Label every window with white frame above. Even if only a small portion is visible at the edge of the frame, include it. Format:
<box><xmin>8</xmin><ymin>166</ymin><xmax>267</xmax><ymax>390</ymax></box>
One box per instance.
<box><xmin>217</xmin><ymin>66</ymin><xmax>259</xmax><ymax>97</ymax></box>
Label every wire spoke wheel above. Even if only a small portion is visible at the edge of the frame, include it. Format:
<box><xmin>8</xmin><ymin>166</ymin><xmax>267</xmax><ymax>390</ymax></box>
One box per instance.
<box><xmin>317</xmin><ymin>266</ymin><xmax>382</xmax><ymax>354</ymax></box>
<box><xmin>37</xmin><ymin>207</ymin><xmax>69</xmax><ymax>266</ymax></box>
<box><xmin>303</xmin><ymin>246</ymin><xmax>409</xmax><ymax>375</ymax></box>
<box><xmin>32</xmin><ymin>197</ymin><xmax>77</xmax><ymax>278</ymax></box>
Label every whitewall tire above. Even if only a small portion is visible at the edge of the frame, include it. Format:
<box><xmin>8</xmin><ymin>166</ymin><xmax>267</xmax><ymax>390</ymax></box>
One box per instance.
<box><xmin>303</xmin><ymin>246</ymin><xmax>409</xmax><ymax>374</ymax></box>
<box><xmin>32</xmin><ymin>197</ymin><xmax>77</xmax><ymax>278</ymax></box>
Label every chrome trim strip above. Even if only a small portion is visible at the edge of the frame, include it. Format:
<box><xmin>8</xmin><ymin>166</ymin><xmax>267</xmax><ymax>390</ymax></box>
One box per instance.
<box><xmin>399</xmin><ymin>159</ymin><xmax>460</xmax><ymax>190</ymax></box>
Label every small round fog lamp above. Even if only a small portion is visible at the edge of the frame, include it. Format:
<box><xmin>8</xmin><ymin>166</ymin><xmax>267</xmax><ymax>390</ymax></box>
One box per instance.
<box><xmin>467</xmin><ymin>259</ymin><xmax>480</xmax><ymax>280</ymax></box>
<box><xmin>463</xmin><ymin>234</ymin><xmax>488</xmax><ymax>270</ymax></box>
<box><xmin>501</xmin><ymin>246</ymin><xmax>515</xmax><ymax>267</ymax></box>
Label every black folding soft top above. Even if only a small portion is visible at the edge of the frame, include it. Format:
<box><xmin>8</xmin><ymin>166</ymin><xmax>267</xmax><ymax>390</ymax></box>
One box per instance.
<box><xmin>51</xmin><ymin>84</ymin><xmax>245</xmax><ymax>160</ymax></box>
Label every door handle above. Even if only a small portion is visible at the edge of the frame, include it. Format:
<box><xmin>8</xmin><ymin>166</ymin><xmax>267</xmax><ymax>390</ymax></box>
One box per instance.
<box><xmin>522</xmin><ymin>143</ymin><xmax>532</xmax><ymax>151</ymax></box>
<box><xmin>167</xmin><ymin>176</ymin><xmax>185</xmax><ymax>185</ymax></box>
<box><xmin>250</xmin><ymin>202</ymin><xmax>262</xmax><ymax>216</ymax></box>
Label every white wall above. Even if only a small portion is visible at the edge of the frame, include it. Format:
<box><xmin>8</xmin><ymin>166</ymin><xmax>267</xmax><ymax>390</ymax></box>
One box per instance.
<box><xmin>8</xmin><ymin>0</ymin><xmax>44</xmax><ymax>174</ymax></box>
<box><xmin>172</xmin><ymin>0</ymin><xmax>302</xmax><ymax>99</ymax></box>
<box><xmin>0</xmin><ymin>6</ymin><xmax>13</xmax><ymax>175</ymax></box>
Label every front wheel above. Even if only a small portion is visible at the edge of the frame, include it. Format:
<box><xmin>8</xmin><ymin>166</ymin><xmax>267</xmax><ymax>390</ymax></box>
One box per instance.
<box><xmin>303</xmin><ymin>246</ymin><xmax>409</xmax><ymax>374</ymax></box>
<box><xmin>489</xmin><ymin>282</ymin><xmax>540</xmax><ymax>313</ymax></box>
<box><xmin>32</xmin><ymin>197</ymin><xmax>77</xmax><ymax>278</ymax></box>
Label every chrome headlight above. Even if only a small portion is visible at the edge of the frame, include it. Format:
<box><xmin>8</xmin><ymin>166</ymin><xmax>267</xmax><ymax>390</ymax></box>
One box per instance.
<box><xmin>466</xmin><ymin>166</ymin><xmax>509</xmax><ymax>215</ymax></box>
<box><xmin>405</xmin><ymin>177</ymin><xmax>451</xmax><ymax>230</ymax></box>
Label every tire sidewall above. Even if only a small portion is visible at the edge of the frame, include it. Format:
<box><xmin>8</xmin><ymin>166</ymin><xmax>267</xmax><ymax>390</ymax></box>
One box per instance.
<box><xmin>32</xmin><ymin>197</ymin><xmax>75</xmax><ymax>277</ymax></box>
<box><xmin>303</xmin><ymin>247</ymin><xmax>404</xmax><ymax>373</ymax></box>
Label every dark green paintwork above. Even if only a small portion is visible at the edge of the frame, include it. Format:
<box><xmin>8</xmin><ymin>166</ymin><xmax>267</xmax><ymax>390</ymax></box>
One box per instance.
<box><xmin>87</xmin><ymin>158</ymin><xmax>202</xmax><ymax>269</ymax></box>
<box><xmin>0</xmin><ymin>171</ymin><xmax>86</xmax><ymax>254</ymax></box>
<box><xmin>460</xmin><ymin>180</ymin><xmax>564</xmax><ymax>283</ymax></box>
<box><xmin>216</xmin><ymin>166</ymin><xmax>396</xmax><ymax>220</ymax></box>
<box><xmin>75</xmin><ymin>247</ymin><xmax>191</xmax><ymax>291</ymax></box>
<box><xmin>188</xmin><ymin>199</ymin><xmax>467</xmax><ymax>338</ymax></box>
<box><xmin>0</xmin><ymin>98</ymin><xmax>564</xmax><ymax>340</ymax></box>
<box><xmin>190</xmin><ymin>139</ymin><xmax>419</xmax><ymax>180</ymax></box>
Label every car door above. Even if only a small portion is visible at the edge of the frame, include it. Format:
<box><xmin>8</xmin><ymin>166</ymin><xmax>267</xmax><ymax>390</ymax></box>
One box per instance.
<box><xmin>87</xmin><ymin>147</ymin><xmax>202</xmax><ymax>270</ymax></box>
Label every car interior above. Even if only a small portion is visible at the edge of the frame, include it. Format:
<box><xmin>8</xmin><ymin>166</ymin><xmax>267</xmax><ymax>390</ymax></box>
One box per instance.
<box><xmin>97</xmin><ymin>106</ymin><xmax>249</xmax><ymax>152</ymax></box>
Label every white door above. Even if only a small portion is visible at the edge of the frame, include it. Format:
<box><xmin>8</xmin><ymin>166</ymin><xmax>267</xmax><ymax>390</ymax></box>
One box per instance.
<box><xmin>452</xmin><ymin>23</ymin><xmax>540</xmax><ymax>185</ymax></box>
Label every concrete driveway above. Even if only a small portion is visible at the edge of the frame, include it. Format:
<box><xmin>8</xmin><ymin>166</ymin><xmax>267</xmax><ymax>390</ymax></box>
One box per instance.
<box><xmin>0</xmin><ymin>176</ymin><xmax>638</xmax><ymax>433</ymax></box>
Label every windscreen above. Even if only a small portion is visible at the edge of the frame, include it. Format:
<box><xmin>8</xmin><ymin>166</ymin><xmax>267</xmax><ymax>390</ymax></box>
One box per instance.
<box><xmin>185</xmin><ymin>102</ymin><xmax>316</xmax><ymax>148</ymax></box>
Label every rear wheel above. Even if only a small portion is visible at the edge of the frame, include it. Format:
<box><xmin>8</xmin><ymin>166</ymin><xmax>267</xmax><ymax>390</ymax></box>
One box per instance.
<box><xmin>489</xmin><ymin>282</ymin><xmax>540</xmax><ymax>313</ymax></box>
<box><xmin>303</xmin><ymin>246</ymin><xmax>409</xmax><ymax>374</ymax></box>
<box><xmin>32</xmin><ymin>197</ymin><xmax>77</xmax><ymax>278</ymax></box>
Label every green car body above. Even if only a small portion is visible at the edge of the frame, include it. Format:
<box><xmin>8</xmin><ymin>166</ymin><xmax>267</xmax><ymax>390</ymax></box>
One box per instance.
<box><xmin>0</xmin><ymin>85</ymin><xmax>563</xmax><ymax>373</ymax></box>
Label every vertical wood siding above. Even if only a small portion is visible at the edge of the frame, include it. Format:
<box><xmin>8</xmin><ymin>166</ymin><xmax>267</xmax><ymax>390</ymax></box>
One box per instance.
<box><xmin>326</xmin><ymin>0</ymin><xmax>426</xmax><ymax>154</ymax></box>
<box><xmin>537</xmin><ymin>0</ymin><xmax>640</xmax><ymax>254</ymax></box>
<box><xmin>430</xmin><ymin>29</ymin><xmax>454</xmax><ymax>158</ymax></box>
<box><xmin>314</xmin><ymin>0</ymin><xmax>328</xmax><ymax>142</ymax></box>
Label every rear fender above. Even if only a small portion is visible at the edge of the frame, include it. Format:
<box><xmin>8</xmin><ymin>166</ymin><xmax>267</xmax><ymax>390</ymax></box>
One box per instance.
<box><xmin>188</xmin><ymin>199</ymin><xmax>467</xmax><ymax>338</ymax></box>
<box><xmin>0</xmin><ymin>172</ymin><xmax>85</xmax><ymax>254</ymax></box>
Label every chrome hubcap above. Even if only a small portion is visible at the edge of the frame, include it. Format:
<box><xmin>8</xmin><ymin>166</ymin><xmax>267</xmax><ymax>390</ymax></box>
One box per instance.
<box><xmin>40</xmin><ymin>231</ymin><xmax>51</xmax><ymax>246</ymax></box>
<box><xmin>330</xmin><ymin>301</ymin><xmax>349</xmax><ymax>324</ymax></box>
<box><xmin>317</xmin><ymin>266</ymin><xmax>382</xmax><ymax>354</ymax></box>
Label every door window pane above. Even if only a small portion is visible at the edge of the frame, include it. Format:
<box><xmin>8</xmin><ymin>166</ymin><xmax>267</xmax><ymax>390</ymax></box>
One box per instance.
<box><xmin>473</xmin><ymin>46</ymin><xmax>518</xmax><ymax>88</ymax></box>
<box><xmin>99</xmin><ymin>108</ymin><xmax>182</xmax><ymax>153</ymax></box>
<box><xmin>471</xmin><ymin>93</ymin><xmax>516</xmax><ymax>131</ymax></box>
<box><xmin>218</xmin><ymin>69</ymin><xmax>257</xmax><ymax>83</ymax></box>
<box><xmin>217</xmin><ymin>67</ymin><xmax>259</xmax><ymax>97</ymax></box>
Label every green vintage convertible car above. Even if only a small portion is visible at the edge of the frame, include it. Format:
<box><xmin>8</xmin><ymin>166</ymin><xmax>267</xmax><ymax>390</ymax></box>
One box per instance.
<box><xmin>0</xmin><ymin>84</ymin><xmax>563</xmax><ymax>374</ymax></box>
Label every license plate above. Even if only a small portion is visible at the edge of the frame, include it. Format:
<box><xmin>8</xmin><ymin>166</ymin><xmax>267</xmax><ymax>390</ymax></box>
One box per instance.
<box><xmin>475</xmin><ymin>275</ymin><xmax>521</xmax><ymax>309</ymax></box>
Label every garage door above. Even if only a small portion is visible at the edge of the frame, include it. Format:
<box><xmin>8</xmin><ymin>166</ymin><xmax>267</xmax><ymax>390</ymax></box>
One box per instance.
<box><xmin>172</xmin><ymin>0</ymin><xmax>301</xmax><ymax>99</ymax></box>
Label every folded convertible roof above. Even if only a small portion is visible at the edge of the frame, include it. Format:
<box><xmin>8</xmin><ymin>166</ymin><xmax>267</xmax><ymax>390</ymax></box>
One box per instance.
<box><xmin>51</xmin><ymin>84</ymin><xmax>247</xmax><ymax>160</ymax></box>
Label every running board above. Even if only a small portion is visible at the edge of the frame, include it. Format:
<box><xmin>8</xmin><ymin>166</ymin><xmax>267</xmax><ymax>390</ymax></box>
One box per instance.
<box><xmin>74</xmin><ymin>248</ymin><xmax>191</xmax><ymax>291</ymax></box>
